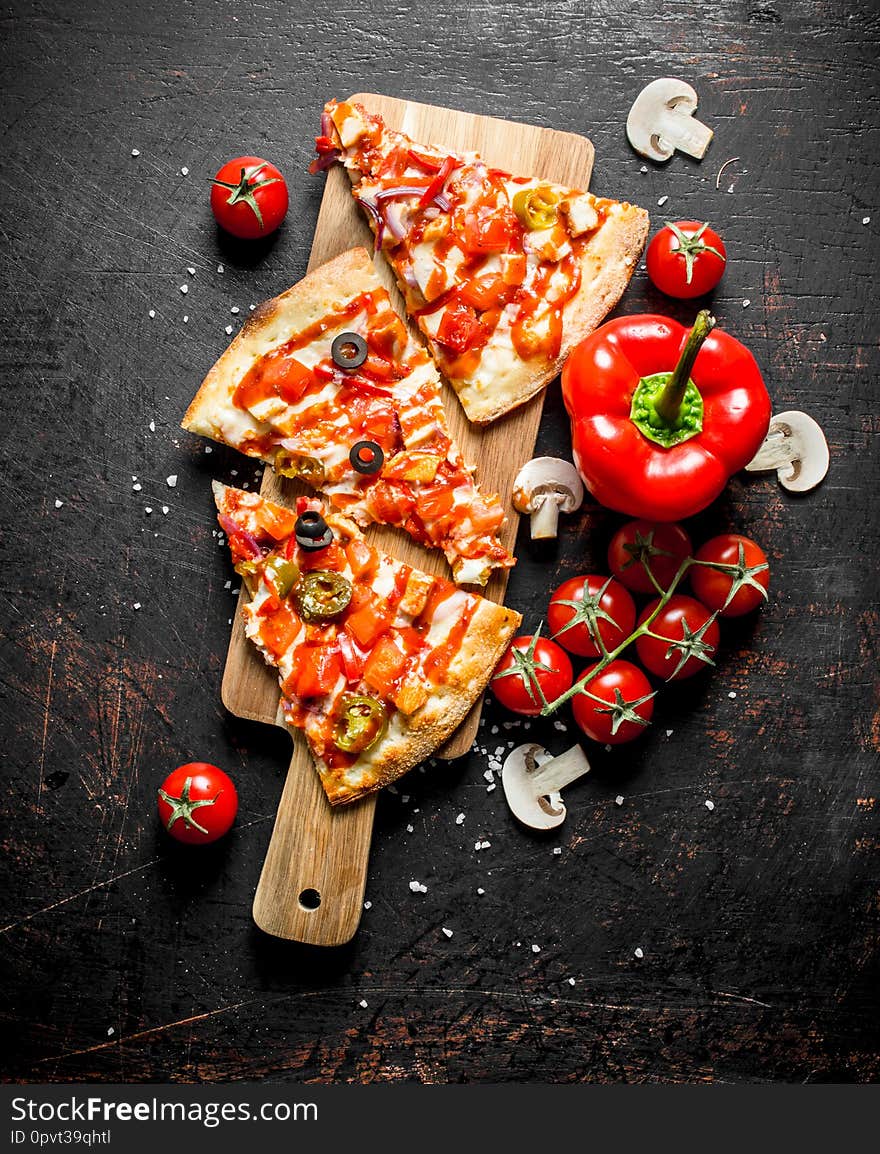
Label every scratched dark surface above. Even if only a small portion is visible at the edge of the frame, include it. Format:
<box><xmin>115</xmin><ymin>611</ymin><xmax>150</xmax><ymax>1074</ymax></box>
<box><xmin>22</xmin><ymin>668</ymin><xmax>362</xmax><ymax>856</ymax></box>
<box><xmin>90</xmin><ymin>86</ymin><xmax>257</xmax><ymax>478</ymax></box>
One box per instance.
<box><xmin>1</xmin><ymin>0</ymin><xmax>878</xmax><ymax>1084</ymax></box>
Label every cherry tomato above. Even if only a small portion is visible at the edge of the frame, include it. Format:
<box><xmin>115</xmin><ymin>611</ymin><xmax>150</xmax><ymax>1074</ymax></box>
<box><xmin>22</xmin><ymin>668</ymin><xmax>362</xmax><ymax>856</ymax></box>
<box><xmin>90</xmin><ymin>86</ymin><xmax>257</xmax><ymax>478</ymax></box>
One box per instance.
<box><xmin>608</xmin><ymin>520</ymin><xmax>693</xmax><ymax>594</ymax></box>
<box><xmin>492</xmin><ymin>633</ymin><xmax>573</xmax><ymax>716</ymax></box>
<box><xmin>210</xmin><ymin>156</ymin><xmax>289</xmax><ymax>239</ymax></box>
<box><xmin>547</xmin><ymin>575</ymin><xmax>636</xmax><ymax>658</ymax></box>
<box><xmin>635</xmin><ymin>595</ymin><xmax>721</xmax><ymax>681</ymax></box>
<box><xmin>157</xmin><ymin>763</ymin><xmax>239</xmax><ymax>845</ymax></box>
<box><xmin>571</xmin><ymin>660</ymin><xmax>655</xmax><ymax>745</ymax></box>
<box><xmin>691</xmin><ymin>534</ymin><xmax>770</xmax><ymax>617</ymax></box>
<box><xmin>646</xmin><ymin>220</ymin><xmax>727</xmax><ymax>299</ymax></box>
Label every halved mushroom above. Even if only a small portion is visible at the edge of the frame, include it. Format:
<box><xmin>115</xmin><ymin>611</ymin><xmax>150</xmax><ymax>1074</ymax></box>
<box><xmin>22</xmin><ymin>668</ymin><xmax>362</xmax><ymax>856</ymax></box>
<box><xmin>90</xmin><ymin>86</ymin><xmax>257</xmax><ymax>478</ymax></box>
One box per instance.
<box><xmin>626</xmin><ymin>78</ymin><xmax>714</xmax><ymax>163</ymax></box>
<box><xmin>512</xmin><ymin>457</ymin><xmax>584</xmax><ymax>540</ymax></box>
<box><xmin>744</xmin><ymin>411</ymin><xmax>829</xmax><ymax>493</ymax></box>
<box><xmin>501</xmin><ymin>743</ymin><xmax>591</xmax><ymax>831</ymax></box>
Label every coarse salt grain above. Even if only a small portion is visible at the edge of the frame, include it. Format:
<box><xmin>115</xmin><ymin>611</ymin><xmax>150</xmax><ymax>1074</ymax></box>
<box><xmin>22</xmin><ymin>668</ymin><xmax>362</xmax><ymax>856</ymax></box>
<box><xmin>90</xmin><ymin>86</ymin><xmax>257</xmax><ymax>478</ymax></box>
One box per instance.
<box><xmin>615</xmin><ymin>795</ymin><xmax>624</xmax><ymax>806</ymax></box>
<box><xmin>705</xmin><ymin>799</ymin><xmax>715</xmax><ymax>811</ymax></box>
<box><xmin>657</xmin><ymin>195</ymin><xmax>668</xmax><ymax>206</ymax></box>
<box><xmin>54</xmin><ymin>499</ymin><xmax>63</xmax><ymax>509</ymax></box>
<box><xmin>634</xmin><ymin>947</ymin><xmax>644</xmax><ymax>959</ymax></box>
<box><xmin>640</xmin><ymin>165</ymin><xmax>647</xmax><ymax>173</ymax></box>
<box><xmin>568</xmin><ymin>977</ymin><xmax>576</xmax><ymax>986</ymax></box>
<box><xmin>107</xmin><ymin>1027</ymin><xmax>114</xmax><ymax>1036</ymax></box>
<box><xmin>225</xmin><ymin>325</ymin><xmax>233</xmax><ymax>335</ymax></box>
<box><xmin>442</xmin><ymin>927</ymin><xmax>453</xmax><ymax>938</ymax></box>
<box><xmin>217</xmin><ymin>264</ymin><xmax>224</xmax><ymax>273</ymax></box>
<box><xmin>406</xmin><ymin>824</ymin><xmax>414</xmax><ymax>833</ymax></box>
<box><xmin>728</xmin><ymin>691</ymin><xmax>737</xmax><ymax>699</ymax></box>
<box><xmin>249</xmin><ymin>304</ymin><xmax>256</xmax><ymax>311</ymax></box>
<box><xmin>483</xmin><ymin>769</ymin><xmax>494</xmax><ymax>783</ymax></box>
<box><xmin>552</xmin><ymin>847</ymin><xmax>562</xmax><ymax>855</ymax></box>
<box><xmin>183</xmin><ymin>316</ymin><xmax>188</xmax><ymax>323</ymax></box>
<box><xmin>553</xmin><ymin>720</ymin><xmax>567</xmax><ymax>731</ymax></box>
<box><xmin>145</xmin><ymin>507</ymin><xmax>152</xmax><ymax>515</ymax></box>
<box><xmin>363</xmin><ymin>901</ymin><xmax>371</xmax><ymax>909</ymax></box>
<box><xmin>161</xmin><ymin>505</ymin><xmax>169</xmax><ymax>514</ymax></box>
<box><xmin>131</xmin><ymin>148</ymin><xmax>140</xmax><ymax>157</ymax></box>
<box><xmin>409</xmin><ymin>880</ymin><xmax>427</xmax><ymax>893</ymax></box>
<box><xmin>231</xmin><ymin>306</ymin><xmax>240</xmax><ymax>314</ymax></box>
<box><xmin>531</xmin><ymin>944</ymin><xmax>541</xmax><ymax>954</ymax></box>
<box><xmin>742</xmin><ymin>299</ymin><xmax>751</xmax><ymax>308</ymax></box>
<box><xmin>486</xmin><ymin>783</ymin><xmax>496</xmax><ymax>792</ymax></box>
<box><xmin>149</xmin><ymin>420</ymin><xmax>155</xmax><ymax>432</ymax></box>
<box><xmin>205</xmin><ymin>445</ymin><xmax>212</xmax><ymax>454</ymax></box>
<box><xmin>359</xmin><ymin>999</ymin><xmax>368</xmax><ymax>1008</ymax></box>
<box><xmin>148</xmin><ymin>309</ymin><xmax>155</xmax><ymax>318</ymax></box>
<box><xmin>133</xmin><ymin>602</ymin><xmax>141</xmax><ymax>610</ymax></box>
<box><xmin>179</xmin><ymin>284</ymin><xmax>188</xmax><ymax>294</ymax></box>
<box><xmin>187</xmin><ymin>266</ymin><xmax>196</xmax><ymax>276</ymax></box>
<box><xmin>477</xmin><ymin>888</ymin><xmax>485</xmax><ymax>895</ymax></box>
<box><xmin>166</xmin><ymin>475</ymin><xmax>178</xmax><ymax>488</ymax></box>
<box><xmin>455</xmin><ymin>813</ymin><xmax>465</xmax><ymax>825</ymax></box>
<box><xmin>862</xmin><ymin>216</ymin><xmax>871</xmax><ymax>225</ymax></box>
<box><xmin>181</xmin><ymin>167</ymin><xmax>189</xmax><ymax>176</ymax></box>
<box><xmin>666</xmin><ymin>729</ymin><xmax>674</xmax><ymax>737</ymax></box>
<box><xmin>132</xmin><ymin>483</ymin><xmax>142</xmax><ymax>492</ymax></box>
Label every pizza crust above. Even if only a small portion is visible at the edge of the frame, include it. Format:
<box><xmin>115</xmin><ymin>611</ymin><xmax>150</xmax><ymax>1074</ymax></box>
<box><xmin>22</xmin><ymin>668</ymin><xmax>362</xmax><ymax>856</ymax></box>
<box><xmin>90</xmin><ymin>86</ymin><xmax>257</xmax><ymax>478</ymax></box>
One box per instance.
<box><xmin>182</xmin><ymin>247</ymin><xmax>379</xmax><ymax>447</ymax></box>
<box><xmin>441</xmin><ymin>204</ymin><xmax>650</xmax><ymax>425</ymax></box>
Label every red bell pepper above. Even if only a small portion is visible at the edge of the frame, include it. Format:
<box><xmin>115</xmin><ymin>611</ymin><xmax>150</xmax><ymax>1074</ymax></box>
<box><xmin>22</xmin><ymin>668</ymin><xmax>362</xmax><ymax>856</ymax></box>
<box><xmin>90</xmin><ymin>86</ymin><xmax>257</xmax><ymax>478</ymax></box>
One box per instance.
<box><xmin>562</xmin><ymin>311</ymin><xmax>771</xmax><ymax>521</ymax></box>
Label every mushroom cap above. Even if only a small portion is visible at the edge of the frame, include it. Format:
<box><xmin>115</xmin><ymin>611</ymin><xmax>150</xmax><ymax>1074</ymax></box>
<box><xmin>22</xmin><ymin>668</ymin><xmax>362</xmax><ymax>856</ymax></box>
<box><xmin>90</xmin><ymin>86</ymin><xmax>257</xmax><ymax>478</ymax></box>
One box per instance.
<box><xmin>501</xmin><ymin>743</ymin><xmax>591</xmax><ymax>831</ymax></box>
<box><xmin>512</xmin><ymin>456</ymin><xmax>584</xmax><ymax>514</ymax></box>
<box><xmin>626</xmin><ymin>77</ymin><xmax>711</xmax><ymax>162</ymax></box>
<box><xmin>745</xmin><ymin>410</ymin><xmax>830</xmax><ymax>492</ymax></box>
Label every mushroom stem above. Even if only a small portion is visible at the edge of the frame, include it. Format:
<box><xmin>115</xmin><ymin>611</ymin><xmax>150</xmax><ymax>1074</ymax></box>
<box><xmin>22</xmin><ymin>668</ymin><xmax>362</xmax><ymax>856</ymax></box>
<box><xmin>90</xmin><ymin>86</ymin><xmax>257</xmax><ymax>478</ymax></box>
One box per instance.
<box><xmin>530</xmin><ymin>494</ymin><xmax>562</xmax><ymax>539</ymax></box>
<box><xmin>530</xmin><ymin>744</ymin><xmax>591</xmax><ymax>794</ymax></box>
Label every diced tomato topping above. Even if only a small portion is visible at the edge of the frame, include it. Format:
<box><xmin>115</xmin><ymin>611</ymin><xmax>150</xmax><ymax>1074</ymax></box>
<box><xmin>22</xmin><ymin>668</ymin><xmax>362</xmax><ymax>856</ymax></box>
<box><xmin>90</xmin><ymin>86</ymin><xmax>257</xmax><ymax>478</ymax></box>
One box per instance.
<box><xmin>338</xmin><ymin>632</ymin><xmax>366</xmax><ymax>682</ymax></box>
<box><xmin>285</xmin><ymin>646</ymin><xmax>342</xmax><ymax>699</ymax></box>
<box><xmin>460</xmin><ymin>204</ymin><xmax>519</xmax><ymax>254</ymax></box>
<box><xmin>414</xmin><ymin>483</ymin><xmax>456</xmax><ymax>522</ymax></box>
<box><xmin>254</xmin><ymin>503</ymin><xmax>298</xmax><ymax>541</ymax></box>
<box><xmin>436</xmin><ymin>301</ymin><xmax>484</xmax><ymax>353</ymax></box>
<box><xmin>363</xmin><ymin>636</ymin><xmax>408</xmax><ymax>695</ymax></box>
<box><xmin>298</xmin><ymin>541</ymin><xmax>347</xmax><ymax>572</ymax></box>
<box><xmin>346</xmin><ymin>603</ymin><xmax>392</xmax><ymax>649</ymax></box>
<box><xmin>457</xmin><ymin>274</ymin><xmax>511</xmax><ymax>313</ymax></box>
<box><xmin>259</xmin><ymin>603</ymin><xmax>301</xmax><ymax>659</ymax></box>
<box><xmin>345</xmin><ymin>539</ymin><xmax>378</xmax><ymax>580</ymax></box>
<box><xmin>366</xmin><ymin>481</ymin><xmax>416</xmax><ymax>525</ymax></box>
<box><xmin>234</xmin><ymin>354</ymin><xmax>314</xmax><ymax>411</ymax></box>
<box><xmin>464</xmin><ymin>499</ymin><xmax>505</xmax><ymax>536</ymax></box>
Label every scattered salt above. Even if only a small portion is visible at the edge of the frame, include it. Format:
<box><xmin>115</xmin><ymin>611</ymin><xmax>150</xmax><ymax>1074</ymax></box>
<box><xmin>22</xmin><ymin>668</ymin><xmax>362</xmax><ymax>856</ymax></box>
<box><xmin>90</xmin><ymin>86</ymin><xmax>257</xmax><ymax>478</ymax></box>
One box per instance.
<box><xmin>363</xmin><ymin>901</ymin><xmax>372</xmax><ymax>909</ymax></box>
<box><xmin>131</xmin><ymin>148</ymin><xmax>140</xmax><ymax>157</ymax></box>
<box><xmin>486</xmin><ymin>783</ymin><xmax>496</xmax><ymax>793</ymax></box>
<box><xmin>742</xmin><ymin>299</ymin><xmax>751</xmax><ymax>308</ymax></box>
<box><xmin>54</xmin><ymin>499</ymin><xmax>63</xmax><ymax>509</ymax></box>
<box><xmin>181</xmin><ymin>166</ymin><xmax>189</xmax><ymax>176</ymax></box>
<box><xmin>705</xmin><ymin>799</ymin><xmax>715</xmax><ymax>811</ymax></box>
<box><xmin>132</xmin><ymin>483</ymin><xmax>142</xmax><ymax>492</ymax></box>
<box><xmin>455</xmin><ymin>813</ymin><xmax>465</xmax><ymax>825</ymax></box>
<box><xmin>615</xmin><ymin>795</ymin><xmax>624</xmax><ymax>806</ymax></box>
<box><xmin>107</xmin><ymin>1027</ymin><xmax>114</xmax><ymax>1037</ymax></box>
<box><xmin>406</xmin><ymin>824</ymin><xmax>414</xmax><ymax>833</ymax></box>
<box><xmin>166</xmin><ymin>475</ymin><xmax>178</xmax><ymax>488</ymax></box>
<box><xmin>657</xmin><ymin>195</ymin><xmax>669</xmax><ymax>206</ymax></box>
<box><xmin>186</xmin><ymin>266</ymin><xmax>196</xmax><ymax>276</ymax></box>
<box><xmin>225</xmin><ymin>324</ymin><xmax>233</xmax><ymax>335</ymax></box>
<box><xmin>133</xmin><ymin>602</ymin><xmax>141</xmax><ymax>610</ymax></box>
<box><xmin>217</xmin><ymin>263</ymin><xmax>224</xmax><ymax>273</ymax></box>
<box><xmin>442</xmin><ymin>927</ymin><xmax>453</xmax><ymax>939</ymax></box>
<box><xmin>666</xmin><ymin>729</ymin><xmax>674</xmax><ymax>737</ymax></box>
<box><xmin>145</xmin><ymin>507</ymin><xmax>152</xmax><ymax>515</ymax></box>
<box><xmin>148</xmin><ymin>309</ymin><xmax>155</xmax><ymax>318</ymax></box>
<box><xmin>531</xmin><ymin>944</ymin><xmax>541</xmax><ymax>954</ymax></box>
<box><xmin>728</xmin><ymin>691</ymin><xmax>737</xmax><ymax>699</ymax></box>
<box><xmin>231</xmin><ymin>306</ymin><xmax>240</xmax><ymax>314</ymax></box>
<box><xmin>476</xmin><ymin>888</ymin><xmax>485</xmax><ymax>895</ymax></box>
<box><xmin>408</xmin><ymin>880</ymin><xmax>427</xmax><ymax>893</ymax></box>
<box><xmin>483</xmin><ymin>769</ymin><xmax>494</xmax><ymax>783</ymax></box>
<box><xmin>183</xmin><ymin>316</ymin><xmax>188</xmax><ymax>323</ymax></box>
<box><xmin>552</xmin><ymin>847</ymin><xmax>562</xmax><ymax>855</ymax></box>
<box><xmin>639</xmin><ymin>165</ymin><xmax>647</xmax><ymax>173</ymax></box>
<box><xmin>149</xmin><ymin>420</ymin><xmax>155</xmax><ymax>432</ymax></box>
<box><xmin>161</xmin><ymin>505</ymin><xmax>169</xmax><ymax>514</ymax></box>
<box><xmin>204</xmin><ymin>445</ymin><xmax>212</xmax><ymax>454</ymax></box>
<box><xmin>862</xmin><ymin>216</ymin><xmax>871</xmax><ymax>225</ymax></box>
<box><xmin>568</xmin><ymin>977</ymin><xmax>576</xmax><ymax>986</ymax></box>
<box><xmin>634</xmin><ymin>947</ymin><xmax>644</xmax><ymax>959</ymax></box>
<box><xmin>553</xmin><ymin>720</ymin><xmax>567</xmax><ymax>731</ymax></box>
<box><xmin>359</xmin><ymin>999</ymin><xmax>368</xmax><ymax>1008</ymax></box>
<box><xmin>179</xmin><ymin>284</ymin><xmax>188</xmax><ymax>294</ymax></box>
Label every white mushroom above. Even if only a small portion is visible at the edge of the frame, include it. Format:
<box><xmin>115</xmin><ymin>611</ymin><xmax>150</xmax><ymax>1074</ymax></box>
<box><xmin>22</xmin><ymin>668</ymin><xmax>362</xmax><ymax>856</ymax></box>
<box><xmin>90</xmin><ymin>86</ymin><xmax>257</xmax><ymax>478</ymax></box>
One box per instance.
<box><xmin>744</xmin><ymin>411</ymin><xmax>830</xmax><ymax>492</ymax></box>
<box><xmin>512</xmin><ymin>457</ymin><xmax>584</xmax><ymax>540</ymax></box>
<box><xmin>626</xmin><ymin>78</ymin><xmax>714</xmax><ymax>163</ymax></box>
<box><xmin>501</xmin><ymin>743</ymin><xmax>591</xmax><ymax>830</ymax></box>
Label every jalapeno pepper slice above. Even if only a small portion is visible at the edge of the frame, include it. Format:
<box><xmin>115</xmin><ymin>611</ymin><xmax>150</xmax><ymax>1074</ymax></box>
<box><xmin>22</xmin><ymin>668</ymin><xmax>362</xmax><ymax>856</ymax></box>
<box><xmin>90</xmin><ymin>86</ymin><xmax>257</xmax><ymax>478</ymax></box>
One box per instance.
<box><xmin>274</xmin><ymin>448</ymin><xmax>326</xmax><ymax>487</ymax></box>
<box><xmin>512</xmin><ymin>185</ymin><xmax>562</xmax><ymax>231</ymax></box>
<box><xmin>332</xmin><ymin>692</ymin><xmax>388</xmax><ymax>754</ymax></box>
<box><xmin>263</xmin><ymin>556</ymin><xmax>300</xmax><ymax>598</ymax></box>
<box><xmin>294</xmin><ymin>570</ymin><xmax>352</xmax><ymax>622</ymax></box>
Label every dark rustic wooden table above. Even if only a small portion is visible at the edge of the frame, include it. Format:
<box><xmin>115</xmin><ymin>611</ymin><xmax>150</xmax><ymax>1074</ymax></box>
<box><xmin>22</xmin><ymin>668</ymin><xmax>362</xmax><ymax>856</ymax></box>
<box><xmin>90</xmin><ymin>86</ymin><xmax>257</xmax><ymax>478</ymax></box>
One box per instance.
<box><xmin>2</xmin><ymin>0</ymin><xmax>878</xmax><ymax>1084</ymax></box>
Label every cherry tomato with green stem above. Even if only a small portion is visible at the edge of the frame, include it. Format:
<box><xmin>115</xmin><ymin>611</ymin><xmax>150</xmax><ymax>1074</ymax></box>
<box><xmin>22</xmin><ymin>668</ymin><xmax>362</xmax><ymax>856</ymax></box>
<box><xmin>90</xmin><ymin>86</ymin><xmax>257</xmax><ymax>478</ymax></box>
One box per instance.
<box><xmin>690</xmin><ymin>534</ymin><xmax>770</xmax><ymax>617</ymax></box>
<box><xmin>646</xmin><ymin>220</ymin><xmax>727</xmax><ymax>299</ymax></box>
<box><xmin>571</xmin><ymin>660</ymin><xmax>655</xmax><ymax>745</ymax></box>
<box><xmin>210</xmin><ymin>156</ymin><xmax>289</xmax><ymax>239</ymax></box>
<box><xmin>607</xmin><ymin>520</ymin><xmax>693</xmax><ymax>595</ymax></box>
<box><xmin>492</xmin><ymin>632</ymin><xmax>573</xmax><ymax>716</ymax></box>
<box><xmin>547</xmin><ymin>575</ymin><xmax>636</xmax><ymax>658</ymax></box>
<box><xmin>635</xmin><ymin>595</ymin><xmax>721</xmax><ymax>681</ymax></box>
<box><xmin>157</xmin><ymin>763</ymin><xmax>238</xmax><ymax>845</ymax></box>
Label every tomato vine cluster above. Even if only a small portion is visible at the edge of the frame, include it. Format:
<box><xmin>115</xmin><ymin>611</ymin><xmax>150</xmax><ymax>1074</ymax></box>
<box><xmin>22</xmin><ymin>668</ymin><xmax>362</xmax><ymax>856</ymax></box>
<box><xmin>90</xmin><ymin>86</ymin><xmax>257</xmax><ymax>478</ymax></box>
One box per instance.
<box><xmin>492</xmin><ymin>520</ymin><xmax>770</xmax><ymax>745</ymax></box>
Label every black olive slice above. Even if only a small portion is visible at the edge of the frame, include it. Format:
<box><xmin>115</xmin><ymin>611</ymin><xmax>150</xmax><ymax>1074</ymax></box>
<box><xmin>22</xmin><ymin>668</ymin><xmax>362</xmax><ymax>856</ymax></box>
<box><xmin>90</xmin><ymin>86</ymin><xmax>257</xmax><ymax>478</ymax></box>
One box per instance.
<box><xmin>349</xmin><ymin>440</ymin><xmax>385</xmax><ymax>475</ymax></box>
<box><xmin>331</xmin><ymin>331</ymin><xmax>368</xmax><ymax>370</ymax></box>
<box><xmin>295</xmin><ymin>510</ymin><xmax>334</xmax><ymax>552</ymax></box>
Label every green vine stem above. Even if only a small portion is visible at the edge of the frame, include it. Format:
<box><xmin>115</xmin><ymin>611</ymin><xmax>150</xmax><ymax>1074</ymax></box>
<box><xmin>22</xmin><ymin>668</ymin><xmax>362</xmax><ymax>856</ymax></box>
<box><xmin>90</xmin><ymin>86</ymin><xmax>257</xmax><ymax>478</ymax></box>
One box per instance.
<box><xmin>536</xmin><ymin>550</ymin><xmax>765</xmax><ymax>717</ymax></box>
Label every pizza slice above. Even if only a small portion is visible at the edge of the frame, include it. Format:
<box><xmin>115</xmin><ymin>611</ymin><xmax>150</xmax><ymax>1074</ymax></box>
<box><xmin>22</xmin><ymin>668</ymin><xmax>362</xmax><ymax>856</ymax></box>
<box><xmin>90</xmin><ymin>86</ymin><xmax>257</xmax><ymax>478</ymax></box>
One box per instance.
<box><xmin>184</xmin><ymin>248</ymin><xmax>512</xmax><ymax>586</ymax></box>
<box><xmin>214</xmin><ymin>482</ymin><xmax>521</xmax><ymax>805</ymax></box>
<box><xmin>312</xmin><ymin>99</ymin><xmax>650</xmax><ymax>425</ymax></box>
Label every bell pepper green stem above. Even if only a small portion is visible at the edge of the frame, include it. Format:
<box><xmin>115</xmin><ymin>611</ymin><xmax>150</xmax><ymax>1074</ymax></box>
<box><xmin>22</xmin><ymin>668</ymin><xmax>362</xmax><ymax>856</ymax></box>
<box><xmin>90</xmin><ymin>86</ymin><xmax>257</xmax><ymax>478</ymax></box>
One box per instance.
<box><xmin>655</xmin><ymin>309</ymin><xmax>716</xmax><ymax>424</ymax></box>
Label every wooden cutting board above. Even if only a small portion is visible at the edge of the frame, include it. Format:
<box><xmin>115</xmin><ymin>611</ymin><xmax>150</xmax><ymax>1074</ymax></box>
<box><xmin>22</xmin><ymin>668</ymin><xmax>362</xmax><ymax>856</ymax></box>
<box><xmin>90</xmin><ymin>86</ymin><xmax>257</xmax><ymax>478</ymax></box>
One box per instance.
<box><xmin>223</xmin><ymin>94</ymin><xmax>595</xmax><ymax>945</ymax></box>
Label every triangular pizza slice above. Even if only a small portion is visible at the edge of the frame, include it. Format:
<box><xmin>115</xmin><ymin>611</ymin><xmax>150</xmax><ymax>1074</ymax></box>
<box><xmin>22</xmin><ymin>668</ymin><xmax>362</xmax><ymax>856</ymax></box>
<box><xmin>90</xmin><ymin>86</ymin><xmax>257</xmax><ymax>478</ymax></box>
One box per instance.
<box><xmin>312</xmin><ymin>100</ymin><xmax>650</xmax><ymax>425</ymax></box>
<box><xmin>214</xmin><ymin>483</ymin><xmax>521</xmax><ymax>805</ymax></box>
<box><xmin>184</xmin><ymin>248</ymin><xmax>513</xmax><ymax>586</ymax></box>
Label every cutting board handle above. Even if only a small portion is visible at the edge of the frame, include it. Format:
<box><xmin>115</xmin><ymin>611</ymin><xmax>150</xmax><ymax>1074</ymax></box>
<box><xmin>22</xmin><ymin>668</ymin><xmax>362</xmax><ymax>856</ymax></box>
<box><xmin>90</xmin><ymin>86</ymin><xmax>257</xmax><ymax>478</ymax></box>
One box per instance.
<box><xmin>252</xmin><ymin>741</ymin><xmax>377</xmax><ymax>946</ymax></box>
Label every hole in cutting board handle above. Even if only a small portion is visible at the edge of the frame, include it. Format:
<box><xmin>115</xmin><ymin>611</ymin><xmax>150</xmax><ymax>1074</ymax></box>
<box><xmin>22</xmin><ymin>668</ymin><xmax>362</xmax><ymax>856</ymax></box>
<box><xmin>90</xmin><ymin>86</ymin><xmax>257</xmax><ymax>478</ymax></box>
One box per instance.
<box><xmin>298</xmin><ymin>888</ymin><xmax>321</xmax><ymax>911</ymax></box>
